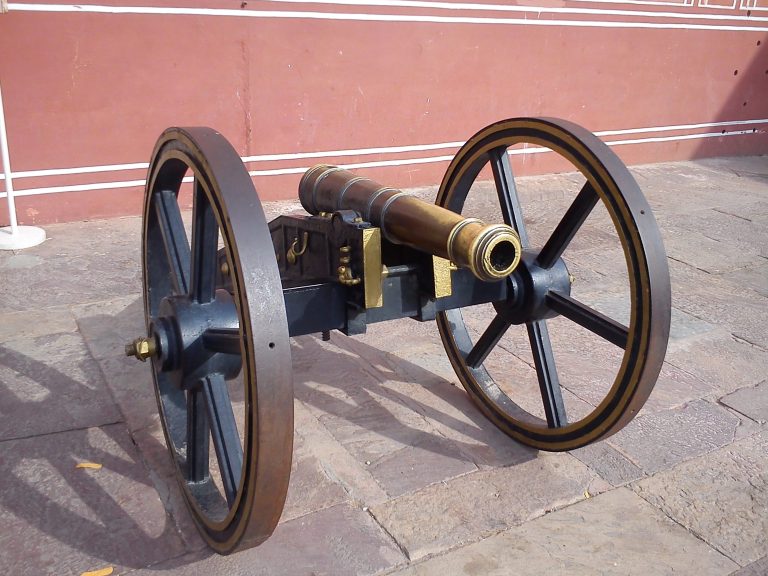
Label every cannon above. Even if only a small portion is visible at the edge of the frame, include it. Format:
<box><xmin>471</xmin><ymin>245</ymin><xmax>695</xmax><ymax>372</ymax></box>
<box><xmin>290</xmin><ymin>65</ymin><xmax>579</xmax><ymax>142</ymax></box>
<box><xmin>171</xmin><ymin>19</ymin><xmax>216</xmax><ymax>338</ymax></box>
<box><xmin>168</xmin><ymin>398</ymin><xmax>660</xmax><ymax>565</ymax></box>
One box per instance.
<box><xmin>125</xmin><ymin>117</ymin><xmax>671</xmax><ymax>553</ymax></box>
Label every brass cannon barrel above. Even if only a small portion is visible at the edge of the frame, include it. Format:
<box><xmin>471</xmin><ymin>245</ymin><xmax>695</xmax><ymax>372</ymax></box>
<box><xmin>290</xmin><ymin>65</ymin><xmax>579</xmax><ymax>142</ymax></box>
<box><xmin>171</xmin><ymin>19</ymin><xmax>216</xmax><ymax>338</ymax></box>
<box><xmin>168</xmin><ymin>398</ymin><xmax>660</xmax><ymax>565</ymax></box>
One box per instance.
<box><xmin>299</xmin><ymin>165</ymin><xmax>522</xmax><ymax>282</ymax></box>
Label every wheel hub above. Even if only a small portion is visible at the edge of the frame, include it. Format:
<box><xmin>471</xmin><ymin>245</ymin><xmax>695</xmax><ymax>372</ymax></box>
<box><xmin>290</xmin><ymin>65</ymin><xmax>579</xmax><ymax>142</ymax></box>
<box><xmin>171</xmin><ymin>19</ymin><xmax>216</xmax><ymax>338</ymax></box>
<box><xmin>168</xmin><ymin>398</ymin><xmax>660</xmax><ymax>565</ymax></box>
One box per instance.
<box><xmin>135</xmin><ymin>289</ymin><xmax>242</xmax><ymax>388</ymax></box>
<box><xmin>496</xmin><ymin>250</ymin><xmax>572</xmax><ymax>325</ymax></box>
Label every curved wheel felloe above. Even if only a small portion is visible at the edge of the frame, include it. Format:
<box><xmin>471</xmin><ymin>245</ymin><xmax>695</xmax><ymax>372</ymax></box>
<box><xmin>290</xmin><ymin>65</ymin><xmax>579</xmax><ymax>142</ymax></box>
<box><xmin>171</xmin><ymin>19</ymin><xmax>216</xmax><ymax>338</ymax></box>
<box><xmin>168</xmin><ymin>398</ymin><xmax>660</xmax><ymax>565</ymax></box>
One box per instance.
<box><xmin>436</xmin><ymin>117</ymin><xmax>671</xmax><ymax>451</ymax></box>
<box><xmin>141</xmin><ymin>127</ymin><xmax>293</xmax><ymax>552</ymax></box>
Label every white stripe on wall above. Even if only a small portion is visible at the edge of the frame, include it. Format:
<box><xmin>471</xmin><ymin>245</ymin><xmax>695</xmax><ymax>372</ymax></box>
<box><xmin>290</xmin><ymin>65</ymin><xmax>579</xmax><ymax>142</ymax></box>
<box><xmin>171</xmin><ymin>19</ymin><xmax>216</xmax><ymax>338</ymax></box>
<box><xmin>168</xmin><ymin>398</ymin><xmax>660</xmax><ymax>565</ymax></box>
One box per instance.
<box><xmin>258</xmin><ymin>0</ymin><xmax>768</xmax><ymax>23</ymax></box>
<box><xmin>0</xmin><ymin>128</ymin><xmax>761</xmax><ymax>199</ymax></box>
<box><xmin>1</xmin><ymin>119</ymin><xmax>765</xmax><ymax>183</ymax></box>
<box><xmin>7</xmin><ymin>3</ymin><xmax>768</xmax><ymax>31</ymax></box>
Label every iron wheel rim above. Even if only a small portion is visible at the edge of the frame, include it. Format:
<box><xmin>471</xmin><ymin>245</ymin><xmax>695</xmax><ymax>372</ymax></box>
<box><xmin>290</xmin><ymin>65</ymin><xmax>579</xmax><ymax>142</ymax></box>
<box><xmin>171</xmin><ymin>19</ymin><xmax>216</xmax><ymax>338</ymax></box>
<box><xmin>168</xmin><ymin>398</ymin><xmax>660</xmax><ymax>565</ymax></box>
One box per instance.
<box><xmin>142</xmin><ymin>127</ymin><xmax>293</xmax><ymax>551</ymax></box>
<box><xmin>436</xmin><ymin>117</ymin><xmax>671</xmax><ymax>451</ymax></box>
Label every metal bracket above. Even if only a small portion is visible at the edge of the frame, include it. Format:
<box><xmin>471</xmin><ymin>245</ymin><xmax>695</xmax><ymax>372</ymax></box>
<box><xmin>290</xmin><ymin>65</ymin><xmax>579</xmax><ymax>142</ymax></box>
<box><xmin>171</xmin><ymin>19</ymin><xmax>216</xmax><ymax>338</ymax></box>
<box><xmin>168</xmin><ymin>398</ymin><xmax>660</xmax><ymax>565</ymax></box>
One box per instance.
<box><xmin>362</xmin><ymin>227</ymin><xmax>383</xmax><ymax>308</ymax></box>
<box><xmin>432</xmin><ymin>256</ymin><xmax>453</xmax><ymax>298</ymax></box>
<box><xmin>287</xmin><ymin>231</ymin><xmax>309</xmax><ymax>265</ymax></box>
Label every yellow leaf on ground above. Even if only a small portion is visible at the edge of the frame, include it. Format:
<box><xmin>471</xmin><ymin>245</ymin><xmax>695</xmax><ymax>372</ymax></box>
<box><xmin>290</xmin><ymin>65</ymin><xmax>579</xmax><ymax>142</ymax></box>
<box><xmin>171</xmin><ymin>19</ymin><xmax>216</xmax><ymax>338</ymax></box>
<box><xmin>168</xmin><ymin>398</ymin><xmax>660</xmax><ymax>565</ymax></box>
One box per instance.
<box><xmin>80</xmin><ymin>567</ymin><xmax>113</xmax><ymax>576</ymax></box>
<box><xmin>75</xmin><ymin>462</ymin><xmax>103</xmax><ymax>470</ymax></box>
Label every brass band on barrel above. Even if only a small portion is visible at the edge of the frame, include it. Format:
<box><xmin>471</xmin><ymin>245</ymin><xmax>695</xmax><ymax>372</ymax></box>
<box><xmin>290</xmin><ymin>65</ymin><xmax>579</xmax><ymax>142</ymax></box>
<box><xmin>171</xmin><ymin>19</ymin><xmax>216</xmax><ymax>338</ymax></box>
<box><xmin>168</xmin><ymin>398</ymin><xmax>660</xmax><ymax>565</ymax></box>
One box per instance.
<box><xmin>298</xmin><ymin>165</ymin><xmax>522</xmax><ymax>282</ymax></box>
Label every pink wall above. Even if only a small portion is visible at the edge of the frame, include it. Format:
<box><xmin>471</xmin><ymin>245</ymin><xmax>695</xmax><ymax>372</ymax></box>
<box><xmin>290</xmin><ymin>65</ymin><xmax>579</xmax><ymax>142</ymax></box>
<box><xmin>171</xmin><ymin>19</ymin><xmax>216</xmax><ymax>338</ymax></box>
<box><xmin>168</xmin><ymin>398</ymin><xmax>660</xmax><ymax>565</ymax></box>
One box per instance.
<box><xmin>1</xmin><ymin>0</ymin><xmax>766</xmax><ymax>224</ymax></box>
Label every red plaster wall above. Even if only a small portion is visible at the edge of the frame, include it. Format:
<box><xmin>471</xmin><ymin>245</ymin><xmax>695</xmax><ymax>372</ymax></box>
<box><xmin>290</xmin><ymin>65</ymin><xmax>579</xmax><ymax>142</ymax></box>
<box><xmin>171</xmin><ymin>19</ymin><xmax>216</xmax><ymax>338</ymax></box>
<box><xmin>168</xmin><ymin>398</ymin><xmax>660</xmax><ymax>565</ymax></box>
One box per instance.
<box><xmin>0</xmin><ymin>2</ymin><xmax>766</xmax><ymax>224</ymax></box>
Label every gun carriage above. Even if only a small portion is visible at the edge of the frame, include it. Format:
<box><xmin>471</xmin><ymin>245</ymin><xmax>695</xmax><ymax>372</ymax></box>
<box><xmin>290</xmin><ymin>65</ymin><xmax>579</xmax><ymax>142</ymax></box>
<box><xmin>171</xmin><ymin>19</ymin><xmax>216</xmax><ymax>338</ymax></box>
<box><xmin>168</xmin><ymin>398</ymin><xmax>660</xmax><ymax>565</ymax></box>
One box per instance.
<box><xmin>125</xmin><ymin>117</ymin><xmax>671</xmax><ymax>553</ymax></box>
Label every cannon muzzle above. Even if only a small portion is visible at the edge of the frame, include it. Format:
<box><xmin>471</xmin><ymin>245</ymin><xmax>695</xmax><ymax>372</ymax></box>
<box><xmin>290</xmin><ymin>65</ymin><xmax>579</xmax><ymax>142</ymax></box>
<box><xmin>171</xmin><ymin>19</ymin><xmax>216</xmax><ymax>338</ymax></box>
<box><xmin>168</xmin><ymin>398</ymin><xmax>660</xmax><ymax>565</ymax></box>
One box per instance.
<box><xmin>299</xmin><ymin>165</ymin><xmax>522</xmax><ymax>282</ymax></box>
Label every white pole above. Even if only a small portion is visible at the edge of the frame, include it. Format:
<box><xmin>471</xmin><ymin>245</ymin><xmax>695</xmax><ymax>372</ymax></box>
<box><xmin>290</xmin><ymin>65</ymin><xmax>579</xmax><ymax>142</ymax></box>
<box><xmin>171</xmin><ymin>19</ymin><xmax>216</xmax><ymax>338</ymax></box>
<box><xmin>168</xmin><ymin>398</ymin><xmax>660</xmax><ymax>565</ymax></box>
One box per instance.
<box><xmin>0</xmin><ymin>80</ymin><xmax>45</xmax><ymax>249</ymax></box>
<box><xmin>0</xmin><ymin>82</ymin><xmax>19</xmax><ymax>233</ymax></box>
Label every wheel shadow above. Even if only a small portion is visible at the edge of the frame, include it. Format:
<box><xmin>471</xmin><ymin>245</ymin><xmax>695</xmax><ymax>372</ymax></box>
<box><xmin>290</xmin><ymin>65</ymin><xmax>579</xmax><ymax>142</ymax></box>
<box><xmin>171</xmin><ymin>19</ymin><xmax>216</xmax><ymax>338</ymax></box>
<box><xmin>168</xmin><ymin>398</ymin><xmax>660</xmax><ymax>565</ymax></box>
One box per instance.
<box><xmin>0</xmin><ymin>342</ymin><xmax>193</xmax><ymax>572</ymax></box>
<box><xmin>291</xmin><ymin>328</ymin><xmax>537</xmax><ymax>471</ymax></box>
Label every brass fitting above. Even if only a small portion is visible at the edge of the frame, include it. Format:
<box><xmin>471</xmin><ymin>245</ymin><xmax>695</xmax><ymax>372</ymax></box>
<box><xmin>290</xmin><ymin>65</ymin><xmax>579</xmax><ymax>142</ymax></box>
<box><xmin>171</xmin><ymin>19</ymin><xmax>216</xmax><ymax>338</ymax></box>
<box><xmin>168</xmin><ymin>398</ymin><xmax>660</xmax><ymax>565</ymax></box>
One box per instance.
<box><xmin>337</xmin><ymin>245</ymin><xmax>362</xmax><ymax>286</ymax></box>
<box><xmin>125</xmin><ymin>336</ymin><xmax>157</xmax><ymax>362</ymax></box>
<box><xmin>287</xmin><ymin>231</ymin><xmax>309</xmax><ymax>265</ymax></box>
<box><xmin>446</xmin><ymin>220</ymin><xmax>522</xmax><ymax>282</ymax></box>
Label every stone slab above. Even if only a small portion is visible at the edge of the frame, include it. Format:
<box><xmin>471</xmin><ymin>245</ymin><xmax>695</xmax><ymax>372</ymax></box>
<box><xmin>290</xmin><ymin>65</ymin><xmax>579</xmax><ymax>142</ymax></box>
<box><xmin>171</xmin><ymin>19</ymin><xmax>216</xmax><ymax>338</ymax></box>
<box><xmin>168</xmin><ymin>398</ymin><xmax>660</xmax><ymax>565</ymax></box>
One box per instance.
<box><xmin>73</xmin><ymin>295</ymin><xmax>160</xmax><ymax>432</ymax></box>
<box><xmin>666</xmin><ymin>306</ymin><xmax>719</xmax><ymax>348</ymax></box>
<box><xmin>720</xmin><ymin>380</ymin><xmax>768</xmax><ymax>424</ymax></box>
<box><xmin>712</xmin><ymin>200</ymin><xmax>768</xmax><ymax>224</ymax></box>
<box><xmin>662</xmin><ymin>227</ymin><xmax>757</xmax><ymax>274</ymax></box>
<box><xmin>293</xmin><ymin>401</ymin><xmax>390</xmax><ymax>507</ymax></box>
<box><xmin>559</xmin><ymin>245</ymin><xmax>633</xmax><ymax>295</ymax></box>
<box><xmin>665</xmin><ymin>330</ymin><xmax>768</xmax><ymax>396</ymax></box>
<box><xmin>130</xmin><ymin>503</ymin><xmax>406</xmax><ymax>576</ymax></box>
<box><xmin>639</xmin><ymin>160</ymin><xmax>767</xmax><ymax>215</ymax></box>
<box><xmin>292</xmin><ymin>335</ymin><xmax>474</xmax><ymax>484</ymax></box>
<box><xmin>369</xmin><ymin>434</ymin><xmax>477</xmax><ymax>497</ymax></box>
<box><xmin>695</xmin><ymin>156</ymin><xmax>768</xmax><ymax>180</ymax></box>
<box><xmin>669</xmin><ymin>206</ymin><xmax>768</xmax><ymax>258</ymax></box>
<box><xmin>633</xmin><ymin>431</ymin><xmax>768</xmax><ymax>567</ymax></box>
<box><xmin>0</xmin><ymin>331</ymin><xmax>122</xmax><ymax>440</ymax></box>
<box><xmin>337</xmin><ymin>319</ymin><xmax>551</xmax><ymax>467</ymax></box>
<box><xmin>668</xmin><ymin>259</ymin><xmax>768</xmax><ymax>349</ymax></box>
<box><xmin>391</xmin><ymin>488</ymin><xmax>737</xmax><ymax>576</ymax></box>
<box><xmin>371</xmin><ymin>373</ymin><xmax>539</xmax><ymax>470</ymax></box>
<box><xmin>333</xmin><ymin>319</ymin><xmax>468</xmax><ymax>391</ymax></box>
<box><xmin>371</xmin><ymin>452</ymin><xmax>609</xmax><ymax>560</ymax></box>
<box><xmin>720</xmin><ymin>261</ymin><xmax>768</xmax><ymax>299</ymax></box>
<box><xmin>570</xmin><ymin>442</ymin><xmax>645</xmax><ymax>486</ymax></box>
<box><xmin>730</xmin><ymin>556</ymin><xmax>768</xmax><ymax>576</ymax></box>
<box><xmin>0</xmin><ymin>424</ymin><xmax>186</xmax><ymax>575</ymax></box>
<box><xmin>282</xmin><ymin>429</ymin><xmax>351</xmax><ymax>521</ymax></box>
<box><xmin>0</xmin><ymin>217</ymin><xmax>142</xmax><ymax>312</ymax></box>
<box><xmin>0</xmin><ymin>306</ymin><xmax>78</xmax><ymax>341</ymax></box>
<box><xmin>640</xmin><ymin>361</ymin><xmax>718</xmax><ymax>414</ymax></box>
<box><xmin>608</xmin><ymin>400</ymin><xmax>752</xmax><ymax>474</ymax></box>
<box><xmin>71</xmin><ymin>294</ymin><xmax>144</xmax><ymax>360</ymax></box>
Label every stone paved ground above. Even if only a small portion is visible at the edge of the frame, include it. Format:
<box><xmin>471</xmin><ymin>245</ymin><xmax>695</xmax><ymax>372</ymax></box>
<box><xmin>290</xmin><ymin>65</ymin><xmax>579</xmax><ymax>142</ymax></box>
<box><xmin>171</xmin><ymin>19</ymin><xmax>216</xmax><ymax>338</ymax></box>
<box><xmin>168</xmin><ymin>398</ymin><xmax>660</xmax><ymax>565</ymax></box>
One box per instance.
<box><xmin>0</xmin><ymin>156</ymin><xmax>766</xmax><ymax>575</ymax></box>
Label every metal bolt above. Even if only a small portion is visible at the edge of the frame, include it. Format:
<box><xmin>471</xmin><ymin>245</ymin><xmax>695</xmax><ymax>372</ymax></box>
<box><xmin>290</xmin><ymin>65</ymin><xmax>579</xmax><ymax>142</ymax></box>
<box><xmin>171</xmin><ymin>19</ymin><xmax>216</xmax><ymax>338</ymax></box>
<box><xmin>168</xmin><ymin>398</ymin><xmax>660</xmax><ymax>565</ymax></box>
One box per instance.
<box><xmin>125</xmin><ymin>336</ymin><xmax>157</xmax><ymax>362</ymax></box>
<box><xmin>221</xmin><ymin>261</ymin><xmax>230</xmax><ymax>276</ymax></box>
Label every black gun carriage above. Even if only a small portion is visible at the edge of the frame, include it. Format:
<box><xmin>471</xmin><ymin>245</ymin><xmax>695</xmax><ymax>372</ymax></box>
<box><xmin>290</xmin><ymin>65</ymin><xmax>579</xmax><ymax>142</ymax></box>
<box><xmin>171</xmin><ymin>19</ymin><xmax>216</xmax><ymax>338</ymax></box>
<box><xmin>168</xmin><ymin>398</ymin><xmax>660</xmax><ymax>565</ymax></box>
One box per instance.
<box><xmin>125</xmin><ymin>117</ymin><xmax>671</xmax><ymax>553</ymax></box>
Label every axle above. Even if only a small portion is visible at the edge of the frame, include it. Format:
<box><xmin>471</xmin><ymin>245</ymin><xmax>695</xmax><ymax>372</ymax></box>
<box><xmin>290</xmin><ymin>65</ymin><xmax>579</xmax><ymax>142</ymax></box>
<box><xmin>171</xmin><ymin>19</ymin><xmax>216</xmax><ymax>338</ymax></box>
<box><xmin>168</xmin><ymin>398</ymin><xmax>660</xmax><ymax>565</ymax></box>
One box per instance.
<box><xmin>299</xmin><ymin>165</ymin><xmax>522</xmax><ymax>282</ymax></box>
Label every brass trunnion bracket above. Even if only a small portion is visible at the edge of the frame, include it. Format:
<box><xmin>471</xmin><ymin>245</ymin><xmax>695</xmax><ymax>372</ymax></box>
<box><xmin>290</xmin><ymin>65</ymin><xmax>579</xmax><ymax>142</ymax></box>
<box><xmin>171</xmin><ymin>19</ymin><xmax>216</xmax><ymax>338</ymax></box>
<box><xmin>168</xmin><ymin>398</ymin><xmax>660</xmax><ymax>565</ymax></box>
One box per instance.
<box><xmin>362</xmin><ymin>228</ymin><xmax>383</xmax><ymax>308</ymax></box>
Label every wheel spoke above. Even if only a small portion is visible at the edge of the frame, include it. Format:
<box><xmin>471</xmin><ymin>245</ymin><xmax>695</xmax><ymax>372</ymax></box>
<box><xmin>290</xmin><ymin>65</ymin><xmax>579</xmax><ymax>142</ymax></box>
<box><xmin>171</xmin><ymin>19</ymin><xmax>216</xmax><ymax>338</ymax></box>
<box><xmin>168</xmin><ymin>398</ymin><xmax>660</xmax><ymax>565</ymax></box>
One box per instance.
<box><xmin>190</xmin><ymin>180</ymin><xmax>219</xmax><ymax>303</ymax></box>
<box><xmin>536</xmin><ymin>181</ymin><xmax>599</xmax><ymax>269</ymax></box>
<box><xmin>155</xmin><ymin>189</ymin><xmax>191</xmax><ymax>294</ymax></box>
<box><xmin>546</xmin><ymin>290</ymin><xmax>629</xmax><ymax>349</ymax></box>
<box><xmin>186</xmin><ymin>388</ymin><xmax>210</xmax><ymax>483</ymax></box>
<box><xmin>202</xmin><ymin>327</ymin><xmax>242</xmax><ymax>355</ymax></box>
<box><xmin>465</xmin><ymin>313</ymin><xmax>512</xmax><ymax>368</ymax></box>
<box><xmin>527</xmin><ymin>320</ymin><xmax>567</xmax><ymax>428</ymax></box>
<box><xmin>202</xmin><ymin>373</ymin><xmax>243</xmax><ymax>506</ymax></box>
<box><xmin>489</xmin><ymin>146</ymin><xmax>529</xmax><ymax>246</ymax></box>
<box><xmin>159</xmin><ymin>378</ymin><xmax>188</xmax><ymax>449</ymax></box>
